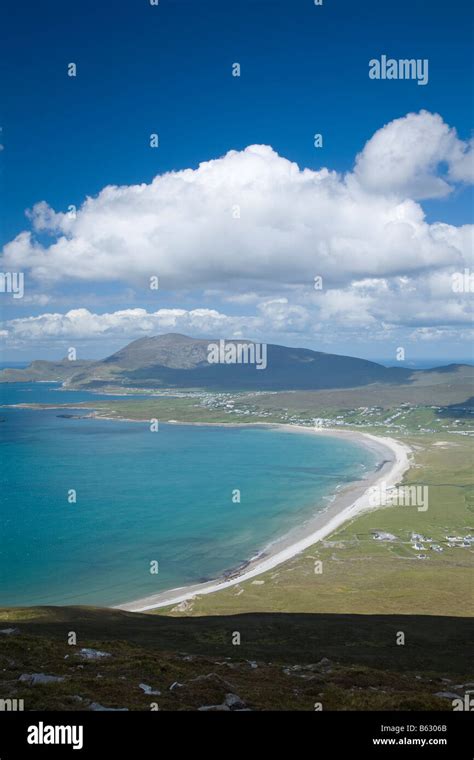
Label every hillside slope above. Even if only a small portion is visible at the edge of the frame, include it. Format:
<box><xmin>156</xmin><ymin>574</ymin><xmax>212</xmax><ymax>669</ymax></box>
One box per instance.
<box><xmin>0</xmin><ymin>332</ymin><xmax>441</xmax><ymax>391</ymax></box>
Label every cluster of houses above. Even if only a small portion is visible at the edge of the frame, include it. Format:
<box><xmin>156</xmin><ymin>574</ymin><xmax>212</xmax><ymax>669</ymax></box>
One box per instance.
<box><xmin>410</xmin><ymin>531</ymin><xmax>473</xmax><ymax>558</ymax></box>
<box><xmin>371</xmin><ymin>530</ymin><xmax>473</xmax><ymax>560</ymax></box>
<box><xmin>194</xmin><ymin>394</ymin><xmax>474</xmax><ymax>435</ymax></box>
<box><xmin>199</xmin><ymin>392</ymin><xmax>284</xmax><ymax>420</ymax></box>
<box><xmin>444</xmin><ymin>534</ymin><xmax>472</xmax><ymax>548</ymax></box>
<box><xmin>410</xmin><ymin>533</ymin><xmax>443</xmax><ymax>559</ymax></box>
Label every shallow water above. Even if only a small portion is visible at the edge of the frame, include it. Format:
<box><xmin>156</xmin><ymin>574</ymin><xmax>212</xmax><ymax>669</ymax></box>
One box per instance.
<box><xmin>0</xmin><ymin>383</ymin><xmax>377</xmax><ymax>606</ymax></box>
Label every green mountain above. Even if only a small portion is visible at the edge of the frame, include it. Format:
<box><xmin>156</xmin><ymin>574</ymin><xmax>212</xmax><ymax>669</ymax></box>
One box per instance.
<box><xmin>0</xmin><ymin>332</ymin><xmax>466</xmax><ymax>391</ymax></box>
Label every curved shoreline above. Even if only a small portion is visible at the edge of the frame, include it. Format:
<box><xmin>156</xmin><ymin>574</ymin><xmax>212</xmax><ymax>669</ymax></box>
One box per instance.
<box><xmin>116</xmin><ymin>425</ymin><xmax>412</xmax><ymax>613</ymax></box>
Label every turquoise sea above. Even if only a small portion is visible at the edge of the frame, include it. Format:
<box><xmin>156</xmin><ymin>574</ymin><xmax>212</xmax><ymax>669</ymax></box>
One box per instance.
<box><xmin>0</xmin><ymin>381</ymin><xmax>378</xmax><ymax>606</ymax></box>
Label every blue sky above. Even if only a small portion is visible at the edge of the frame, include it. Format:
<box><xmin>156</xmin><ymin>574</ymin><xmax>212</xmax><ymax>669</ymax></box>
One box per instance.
<box><xmin>1</xmin><ymin>0</ymin><xmax>473</xmax><ymax>363</ymax></box>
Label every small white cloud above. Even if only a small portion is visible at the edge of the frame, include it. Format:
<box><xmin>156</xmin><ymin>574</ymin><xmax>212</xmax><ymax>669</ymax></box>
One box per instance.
<box><xmin>354</xmin><ymin>110</ymin><xmax>474</xmax><ymax>199</ymax></box>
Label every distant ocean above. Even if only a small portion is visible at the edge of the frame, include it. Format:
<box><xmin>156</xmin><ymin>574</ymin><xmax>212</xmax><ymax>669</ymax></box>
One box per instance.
<box><xmin>0</xmin><ymin>381</ymin><xmax>377</xmax><ymax>606</ymax></box>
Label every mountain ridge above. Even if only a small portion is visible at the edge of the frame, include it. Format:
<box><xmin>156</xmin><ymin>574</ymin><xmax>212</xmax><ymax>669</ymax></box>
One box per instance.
<box><xmin>0</xmin><ymin>332</ymin><xmax>472</xmax><ymax>391</ymax></box>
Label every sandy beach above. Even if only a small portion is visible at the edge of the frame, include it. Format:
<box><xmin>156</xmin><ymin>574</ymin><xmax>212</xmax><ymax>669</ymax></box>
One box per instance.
<box><xmin>116</xmin><ymin>425</ymin><xmax>411</xmax><ymax>613</ymax></box>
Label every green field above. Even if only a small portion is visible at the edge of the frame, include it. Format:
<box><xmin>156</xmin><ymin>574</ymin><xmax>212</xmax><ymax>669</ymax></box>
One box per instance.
<box><xmin>73</xmin><ymin>371</ymin><xmax>474</xmax><ymax>437</ymax></box>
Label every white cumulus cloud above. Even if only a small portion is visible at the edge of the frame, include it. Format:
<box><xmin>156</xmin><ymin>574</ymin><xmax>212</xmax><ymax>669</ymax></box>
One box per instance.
<box><xmin>354</xmin><ymin>110</ymin><xmax>474</xmax><ymax>199</ymax></box>
<box><xmin>1</xmin><ymin>111</ymin><xmax>472</xmax><ymax>355</ymax></box>
<box><xmin>2</xmin><ymin>112</ymin><xmax>472</xmax><ymax>294</ymax></box>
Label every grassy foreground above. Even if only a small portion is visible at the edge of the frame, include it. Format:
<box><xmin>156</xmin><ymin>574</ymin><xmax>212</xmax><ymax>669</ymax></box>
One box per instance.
<box><xmin>0</xmin><ymin>607</ymin><xmax>472</xmax><ymax>711</ymax></box>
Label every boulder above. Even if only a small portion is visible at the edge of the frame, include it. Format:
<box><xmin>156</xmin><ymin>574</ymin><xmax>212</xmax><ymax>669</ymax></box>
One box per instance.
<box><xmin>225</xmin><ymin>693</ymin><xmax>246</xmax><ymax>710</ymax></box>
<box><xmin>19</xmin><ymin>673</ymin><xmax>65</xmax><ymax>685</ymax></box>
<box><xmin>139</xmin><ymin>683</ymin><xmax>161</xmax><ymax>696</ymax></box>
<box><xmin>76</xmin><ymin>648</ymin><xmax>111</xmax><ymax>660</ymax></box>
